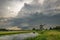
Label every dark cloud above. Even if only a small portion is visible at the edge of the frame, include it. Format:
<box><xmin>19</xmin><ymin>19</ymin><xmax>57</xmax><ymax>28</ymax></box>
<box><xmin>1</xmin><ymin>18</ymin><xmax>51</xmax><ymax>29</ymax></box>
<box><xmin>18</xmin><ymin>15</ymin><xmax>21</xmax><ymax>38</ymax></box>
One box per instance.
<box><xmin>17</xmin><ymin>0</ymin><xmax>41</xmax><ymax>18</ymax></box>
<box><xmin>6</xmin><ymin>12</ymin><xmax>60</xmax><ymax>29</ymax></box>
<box><xmin>42</xmin><ymin>0</ymin><xmax>60</xmax><ymax>10</ymax></box>
<box><xmin>0</xmin><ymin>0</ymin><xmax>60</xmax><ymax>29</ymax></box>
<box><xmin>17</xmin><ymin>0</ymin><xmax>60</xmax><ymax>18</ymax></box>
<box><xmin>15</xmin><ymin>0</ymin><xmax>60</xmax><ymax>29</ymax></box>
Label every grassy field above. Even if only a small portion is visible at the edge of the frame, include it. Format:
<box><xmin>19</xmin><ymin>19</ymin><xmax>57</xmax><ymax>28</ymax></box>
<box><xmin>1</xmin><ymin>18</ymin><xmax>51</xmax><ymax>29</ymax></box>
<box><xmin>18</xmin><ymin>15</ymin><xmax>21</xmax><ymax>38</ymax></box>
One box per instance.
<box><xmin>0</xmin><ymin>30</ymin><xmax>32</xmax><ymax>36</ymax></box>
<box><xmin>25</xmin><ymin>30</ymin><xmax>60</xmax><ymax>40</ymax></box>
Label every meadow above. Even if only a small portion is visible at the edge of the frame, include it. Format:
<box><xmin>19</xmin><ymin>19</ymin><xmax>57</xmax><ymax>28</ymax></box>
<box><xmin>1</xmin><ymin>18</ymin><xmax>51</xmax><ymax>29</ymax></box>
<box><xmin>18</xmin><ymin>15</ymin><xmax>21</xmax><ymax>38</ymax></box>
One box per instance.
<box><xmin>25</xmin><ymin>30</ymin><xmax>60</xmax><ymax>40</ymax></box>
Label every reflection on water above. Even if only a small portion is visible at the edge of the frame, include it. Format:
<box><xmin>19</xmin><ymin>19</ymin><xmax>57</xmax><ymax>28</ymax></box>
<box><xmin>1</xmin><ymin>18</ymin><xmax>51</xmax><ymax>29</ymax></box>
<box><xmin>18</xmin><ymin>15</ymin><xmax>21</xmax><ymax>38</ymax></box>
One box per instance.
<box><xmin>0</xmin><ymin>33</ymin><xmax>38</xmax><ymax>40</ymax></box>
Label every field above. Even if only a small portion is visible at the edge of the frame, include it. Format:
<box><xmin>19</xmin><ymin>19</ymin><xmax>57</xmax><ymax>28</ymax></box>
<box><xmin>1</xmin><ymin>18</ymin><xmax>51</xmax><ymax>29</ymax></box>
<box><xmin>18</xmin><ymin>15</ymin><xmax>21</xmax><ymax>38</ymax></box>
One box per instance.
<box><xmin>0</xmin><ymin>30</ymin><xmax>32</xmax><ymax>36</ymax></box>
<box><xmin>25</xmin><ymin>30</ymin><xmax>60</xmax><ymax>40</ymax></box>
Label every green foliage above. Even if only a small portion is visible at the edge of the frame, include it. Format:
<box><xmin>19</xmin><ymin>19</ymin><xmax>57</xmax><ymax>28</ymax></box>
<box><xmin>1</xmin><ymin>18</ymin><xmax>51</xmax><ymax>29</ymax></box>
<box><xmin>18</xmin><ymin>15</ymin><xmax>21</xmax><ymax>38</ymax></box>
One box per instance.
<box><xmin>32</xmin><ymin>28</ymin><xmax>36</xmax><ymax>30</ymax></box>
<box><xmin>0</xmin><ymin>31</ymin><xmax>32</xmax><ymax>36</ymax></box>
<box><xmin>53</xmin><ymin>26</ymin><xmax>60</xmax><ymax>30</ymax></box>
<box><xmin>25</xmin><ymin>30</ymin><xmax>60</xmax><ymax>40</ymax></box>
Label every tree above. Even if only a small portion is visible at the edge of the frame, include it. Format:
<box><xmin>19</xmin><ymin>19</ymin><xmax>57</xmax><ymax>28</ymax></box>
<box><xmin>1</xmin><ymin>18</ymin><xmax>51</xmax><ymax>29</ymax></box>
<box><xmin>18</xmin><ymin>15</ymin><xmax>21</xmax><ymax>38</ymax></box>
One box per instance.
<box><xmin>0</xmin><ymin>29</ymin><xmax>8</xmax><ymax>31</ymax></box>
<box><xmin>50</xmin><ymin>27</ymin><xmax>52</xmax><ymax>30</ymax></box>
<box><xmin>53</xmin><ymin>26</ymin><xmax>60</xmax><ymax>30</ymax></box>
<box><xmin>40</xmin><ymin>24</ymin><xmax>45</xmax><ymax>30</ymax></box>
<box><xmin>32</xmin><ymin>28</ymin><xmax>35</xmax><ymax>30</ymax></box>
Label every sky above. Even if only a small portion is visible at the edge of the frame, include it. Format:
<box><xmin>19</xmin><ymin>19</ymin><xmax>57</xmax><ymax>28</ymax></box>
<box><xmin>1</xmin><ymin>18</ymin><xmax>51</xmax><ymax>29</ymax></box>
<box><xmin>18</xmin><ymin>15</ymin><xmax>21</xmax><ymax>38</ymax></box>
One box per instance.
<box><xmin>0</xmin><ymin>0</ymin><xmax>60</xmax><ymax>29</ymax></box>
<box><xmin>0</xmin><ymin>0</ymin><xmax>44</xmax><ymax>18</ymax></box>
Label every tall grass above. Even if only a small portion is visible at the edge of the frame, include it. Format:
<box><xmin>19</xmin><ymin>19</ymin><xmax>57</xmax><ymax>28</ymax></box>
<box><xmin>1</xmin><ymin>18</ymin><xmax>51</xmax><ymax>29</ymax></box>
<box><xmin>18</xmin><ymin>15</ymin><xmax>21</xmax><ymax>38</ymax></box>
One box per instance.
<box><xmin>25</xmin><ymin>30</ymin><xmax>60</xmax><ymax>40</ymax></box>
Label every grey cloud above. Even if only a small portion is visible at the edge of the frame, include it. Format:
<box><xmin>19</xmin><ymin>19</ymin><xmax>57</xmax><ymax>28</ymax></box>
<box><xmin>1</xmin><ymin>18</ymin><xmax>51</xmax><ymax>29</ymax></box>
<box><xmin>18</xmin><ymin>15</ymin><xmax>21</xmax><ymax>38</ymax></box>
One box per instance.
<box><xmin>6</xmin><ymin>12</ymin><xmax>60</xmax><ymax>29</ymax></box>
<box><xmin>38</xmin><ymin>0</ymin><xmax>60</xmax><ymax>16</ymax></box>
<box><xmin>0</xmin><ymin>0</ymin><xmax>60</xmax><ymax>29</ymax></box>
<box><xmin>0</xmin><ymin>0</ymin><xmax>11</xmax><ymax>17</ymax></box>
<box><xmin>0</xmin><ymin>18</ymin><xmax>11</xmax><ymax>28</ymax></box>
<box><xmin>42</xmin><ymin>0</ymin><xmax>60</xmax><ymax>11</ymax></box>
<box><xmin>0</xmin><ymin>0</ymin><xmax>24</xmax><ymax>17</ymax></box>
<box><xmin>17</xmin><ymin>0</ymin><xmax>60</xmax><ymax>18</ymax></box>
<box><xmin>17</xmin><ymin>0</ymin><xmax>41</xmax><ymax>18</ymax></box>
<box><xmin>15</xmin><ymin>0</ymin><xmax>60</xmax><ymax>29</ymax></box>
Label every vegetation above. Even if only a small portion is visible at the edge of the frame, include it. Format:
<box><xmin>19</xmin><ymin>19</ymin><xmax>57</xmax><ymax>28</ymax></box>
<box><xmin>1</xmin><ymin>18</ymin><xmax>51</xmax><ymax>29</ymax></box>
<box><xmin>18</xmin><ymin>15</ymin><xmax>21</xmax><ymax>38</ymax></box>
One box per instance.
<box><xmin>0</xmin><ymin>30</ymin><xmax>32</xmax><ymax>36</ymax></box>
<box><xmin>32</xmin><ymin>28</ymin><xmax>36</xmax><ymax>30</ymax></box>
<box><xmin>0</xmin><ymin>25</ymin><xmax>60</xmax><ymax>40</ymax></box>
<box><xmin>53</xmin><ymin>26</ymin><xmax>60</xmax><ymax>30</ymax></box>
<box><xmin>25</xmin><ymin>25</ymin><xmax>60</xmax><ymax>40</ymax></box>
<box><xmin>25</xmin><ymin>30</ymin><xmax>60</xmax><ymax>40</ymax></box>
<box><xmin>0</xmin><ymin>29</ymin><xmax>8</xmax><ymax>31</ymax></box>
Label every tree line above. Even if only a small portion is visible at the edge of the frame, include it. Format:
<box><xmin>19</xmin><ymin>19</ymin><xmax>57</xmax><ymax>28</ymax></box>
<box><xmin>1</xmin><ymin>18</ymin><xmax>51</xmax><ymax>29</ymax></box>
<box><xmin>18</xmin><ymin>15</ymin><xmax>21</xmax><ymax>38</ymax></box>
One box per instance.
<box><xmin>32</xmin><ymin>24</ymin><xmax>60</xmax><ymax>30</ymax></box>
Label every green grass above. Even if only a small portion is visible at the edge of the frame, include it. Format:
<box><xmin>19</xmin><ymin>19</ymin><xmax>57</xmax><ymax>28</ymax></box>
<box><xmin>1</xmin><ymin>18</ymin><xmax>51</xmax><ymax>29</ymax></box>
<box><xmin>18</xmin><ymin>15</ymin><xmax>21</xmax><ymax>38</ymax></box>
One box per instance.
<box><xmin>25</xmin><ymin>30</ymin><xmax>60</xmax><ymax>40</ymax></box>
<box><xmin>0</xmin><ymin>31</ymin><xmax>32</xmax><ymax>36</ymax></box>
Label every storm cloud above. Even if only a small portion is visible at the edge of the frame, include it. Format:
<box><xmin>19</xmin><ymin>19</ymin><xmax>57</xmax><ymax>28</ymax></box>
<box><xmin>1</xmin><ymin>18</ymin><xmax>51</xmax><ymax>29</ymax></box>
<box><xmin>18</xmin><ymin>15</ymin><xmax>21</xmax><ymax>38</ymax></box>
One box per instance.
<box><xmin>0</xmin><ymin>0</ymin><xmax>60</xmax><ymax>29</ymax></box>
